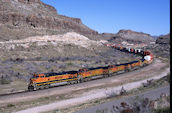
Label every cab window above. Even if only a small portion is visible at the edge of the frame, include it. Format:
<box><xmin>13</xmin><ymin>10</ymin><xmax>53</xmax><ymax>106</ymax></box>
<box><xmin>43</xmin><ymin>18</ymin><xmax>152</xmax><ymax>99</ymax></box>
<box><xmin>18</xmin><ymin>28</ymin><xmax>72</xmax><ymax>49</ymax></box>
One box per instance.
<box><xmin>33</xmin><ymin>75</ymin><xmax>39</xmax><ymax>78</ymax></box>
<box><xmin>40</xmin><ymin>76</ymin><xmax>45</xmax><ymax>78</ymax></box>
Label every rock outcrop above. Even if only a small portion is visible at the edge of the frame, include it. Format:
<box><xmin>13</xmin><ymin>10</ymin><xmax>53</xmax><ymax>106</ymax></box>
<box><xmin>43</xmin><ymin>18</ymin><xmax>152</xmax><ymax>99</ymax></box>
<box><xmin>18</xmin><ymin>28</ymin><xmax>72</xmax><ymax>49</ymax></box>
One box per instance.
<box><xmin>146</xmin><ymin>33</ymin><xmax>170</xmax><ymax>59</ymax></box>
<box><xmin>0</xmin><ymin>0</ymin><xmax>98</xmax><ymax>41</ymax></box>
<box><xmin>115</xmin><ymin>29</ymin><xmax>155</xmax><ymax>43</ymax></box>
<box><xmin>100</xmin><ymin>33</ymin><xmax>116</xmax><ymax>40</ymax></box>
<box><xmin>156</xmin><ymin>34</ymin><xmax>170</xmax><ymax>44</ymax></box>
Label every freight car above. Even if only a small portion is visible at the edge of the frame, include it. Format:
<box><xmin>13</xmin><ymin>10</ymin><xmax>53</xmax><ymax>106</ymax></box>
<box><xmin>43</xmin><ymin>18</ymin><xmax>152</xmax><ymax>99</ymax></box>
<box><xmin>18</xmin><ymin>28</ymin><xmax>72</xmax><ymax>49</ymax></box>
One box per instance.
<box><xmin>28</xmin><ymin>44</ymin><xmax>154</xmax><ymax>91</ymax></box>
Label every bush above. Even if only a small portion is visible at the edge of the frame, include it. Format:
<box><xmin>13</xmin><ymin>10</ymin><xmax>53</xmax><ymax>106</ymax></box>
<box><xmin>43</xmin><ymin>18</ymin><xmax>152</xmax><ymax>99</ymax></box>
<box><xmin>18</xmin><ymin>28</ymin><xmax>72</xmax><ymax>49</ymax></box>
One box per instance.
<box><xmin>129</xmin><ymin>96</ymin><xmax>153</xmax><ymax>113</ymax></box>
<box><xmin>166</xmin><ymin>73</ymin><xmax>170</xmax><ymax>83</ymax></box>
<box><xmin>0</xmin><ymin>76</ymin><xmax>11</xmax><ymax>84</ymax></box>
<box><xmin>15</xmin><ymin>58</ymin><xmax>24</xmax><ymax>63</ymax></box>
<box><xmin>67</xmin><ymin>62</ymin><xmax>73</xmax><ymax>66</ymax></box>
<box><xmin>154</xmin><ymin>107</ymin><xmax>170</xmax><ymax>113</ymax></box>
<box><xmin>108</xmin><ymin>96</ymin><xmax>153</xmax><ymax>113</ymax></box>
<box><xmin>7</xmin><ymin>104</ymin><xmax>15</xmax><ymax>107</ymax></box>
<box><xmin>105</xmin><ymin>89</ymin><xmax>118</xmax><ymax>98</ymax></box>
<box><xmin>96</xmin><ymin>108</ymin><xmax>108</xmax><ymax>113</ymax></box>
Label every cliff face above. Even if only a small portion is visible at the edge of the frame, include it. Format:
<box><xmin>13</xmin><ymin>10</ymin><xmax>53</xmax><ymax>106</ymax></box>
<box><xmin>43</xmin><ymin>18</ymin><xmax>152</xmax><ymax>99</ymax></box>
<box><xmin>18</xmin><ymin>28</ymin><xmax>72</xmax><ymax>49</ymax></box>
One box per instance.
<box><xmin>0</xmin><ymin>0</ymin><xmax>98</xmax><ymax>41</ymax></box>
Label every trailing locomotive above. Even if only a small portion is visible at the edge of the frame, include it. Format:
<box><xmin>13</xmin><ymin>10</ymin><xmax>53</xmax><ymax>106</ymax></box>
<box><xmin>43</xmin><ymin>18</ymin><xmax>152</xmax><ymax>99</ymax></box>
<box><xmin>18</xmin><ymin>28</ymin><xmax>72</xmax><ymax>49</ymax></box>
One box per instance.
<box><xmin>28</xmin><ymin>44</ymin><xmax>154</xmax><ymax>91</ymax></box>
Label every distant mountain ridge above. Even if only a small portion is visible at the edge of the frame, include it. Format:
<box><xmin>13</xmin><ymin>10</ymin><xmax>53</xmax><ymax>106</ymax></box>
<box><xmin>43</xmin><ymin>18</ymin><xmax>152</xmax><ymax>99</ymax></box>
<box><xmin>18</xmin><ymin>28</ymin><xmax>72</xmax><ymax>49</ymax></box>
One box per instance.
<box><xmin>105</xmin><ymin>29</ymin><xmax>155</xmax><ymax>44</ymax></box>
<box><xmin>116</xmin><ymin>29</ymin><xmax>155</xmax><ymax>43</ymax></box>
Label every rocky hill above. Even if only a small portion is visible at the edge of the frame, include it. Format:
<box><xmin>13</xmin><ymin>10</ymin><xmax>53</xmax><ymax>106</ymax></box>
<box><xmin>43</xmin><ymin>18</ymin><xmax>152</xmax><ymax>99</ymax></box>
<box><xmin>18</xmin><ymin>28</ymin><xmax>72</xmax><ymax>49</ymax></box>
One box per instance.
<box><xmin>0</xmin><ymin>0</ymin><xmax>99</xmax><ymax>41</ymax></box>
<box><xmin>146</xmin><ymin>33</ymin><xmax>170</xmax><ymax>59</ymax></box>
<box><xmin>108</xmin><ymin>29</ymin><xmax>155</xmax><ymax>44</ymax></box>
<box><xmin>156</xmin><ymin>34</ymin><xmax>170</xmax><ymax>44</ymax></box>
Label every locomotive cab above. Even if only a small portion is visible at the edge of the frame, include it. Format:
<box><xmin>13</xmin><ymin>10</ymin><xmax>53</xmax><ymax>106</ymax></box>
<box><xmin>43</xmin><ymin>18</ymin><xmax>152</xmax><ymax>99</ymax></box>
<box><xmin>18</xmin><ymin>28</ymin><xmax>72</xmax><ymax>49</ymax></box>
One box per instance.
<box><xmin>30</xmin><ymin>74</ymin><xmax>43</xmax><ymax>81</ymax></box>
<box><xmin>28</xmin><ymin>74</ymin><xmax>38</xmax><ymax>91</ymax></box>
<box><xmin>28</xmin><ymin>73</ymin><xmax>45</xmax><ymax>91</ymax></box>
<box><xmin>32</xmin><ymin>74</ymin><xmax>39</xmax><ymax>79</ymax></box>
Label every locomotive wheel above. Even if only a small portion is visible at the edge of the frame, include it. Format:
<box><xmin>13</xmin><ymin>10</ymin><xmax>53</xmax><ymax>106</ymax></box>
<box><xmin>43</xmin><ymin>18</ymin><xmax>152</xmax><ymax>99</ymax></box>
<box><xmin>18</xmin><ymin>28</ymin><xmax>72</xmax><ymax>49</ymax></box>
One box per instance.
<box><xmin>86</xmin><ymin>77</ymin><xmax>91</xmax><ymax>81</ymax></box>
<box><xmin>83</xmin><ymin>78</ymin><xmax>88</xmax><ymax>82</ymax></box>
<box><xmin>44</xmin><ymin>85</ymin><xmax>49</xmax><ymax>89</ymax></box>
<box><xmin>67</xmin><ymin>82</ymin><xmax>70</xmax><ymax>85</ymax></box>
<box><xmin>40</xmin><ymin>86</ymin><xmax>44</xmax><ymax>90</ymax></box>
<box><xmin>69</xmin><ymin>81</ymin><xmax>75</xmax><ymax>84</ymax></box>
<box><xmin>125</xmin><ymin>69</ymin><xmax>129</xmax><ymax>72</ymax></box>
<box><xmin>77</xmin><ymin>75</ymin><xmax>83</xmax><ymax>83</ymax></box>
<box><xmin>140</xmin><ymin>63</ymin><xmax>143</xmax><ymax>67</ymax></box>
<box><xmin>72</xmin><ymin>81</ymin><xmax>76</xmax><ymax>84</ymax></box>
<box><xmin>28</xmin><ymin>86</ymin><xmax>34</xmax><ymax>91</ymax></box>
<box><xmin>142</xmin><ymin>63</ymin><xmax>147</xmax><ymax>67</ymax></box>
<box><xmin>34</xmin><ymin>86</ymin><xmax>38</xmax><ymax>91</ymax></box>
<box><xmin>103</xmin><ymin>74</ymin><xmax>109</xmax><ymax>78</ymax></box>
<box><xmin>74</xmin><ymin>81</ymin><xmax>78</xmax><ymax>84</ymax></box>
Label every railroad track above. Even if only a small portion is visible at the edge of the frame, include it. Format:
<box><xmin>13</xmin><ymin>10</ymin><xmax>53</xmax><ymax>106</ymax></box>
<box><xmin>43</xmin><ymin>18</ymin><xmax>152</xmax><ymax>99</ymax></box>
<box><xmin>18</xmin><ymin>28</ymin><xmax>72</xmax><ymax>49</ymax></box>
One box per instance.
<box><xmin>0</xmin><ymin>90</ymin><xmax>29</xmax><ymax>97</ymax></box>
<box><xmin>0</xmin><ymin>43</ymin><xmax>154</xmax><ymax>96</ymax></box>
<box><xmin>1</xmin><ymin>58</ymin><xmax>168</xmax><ymax>106</ymax></box>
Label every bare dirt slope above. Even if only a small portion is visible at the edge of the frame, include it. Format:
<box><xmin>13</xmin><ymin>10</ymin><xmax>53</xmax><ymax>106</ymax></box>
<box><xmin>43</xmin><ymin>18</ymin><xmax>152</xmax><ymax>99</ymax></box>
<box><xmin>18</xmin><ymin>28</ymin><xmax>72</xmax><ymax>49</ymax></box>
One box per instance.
<box><xmin>0</xmin><ymin>32</ymin><xmax>106</xmax><ymax>50</ymax></box>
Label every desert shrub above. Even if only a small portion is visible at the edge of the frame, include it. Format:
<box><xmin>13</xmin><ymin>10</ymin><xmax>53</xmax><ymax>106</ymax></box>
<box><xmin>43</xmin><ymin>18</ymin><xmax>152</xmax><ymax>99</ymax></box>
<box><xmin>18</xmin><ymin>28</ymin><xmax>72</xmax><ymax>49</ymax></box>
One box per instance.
<box><xmin>105</xmin><ymin>89</ymin><xmax>118</xmax><ymax>98</ymax></box>
<box><xmin>95</xmin><ymin>59</ymin><xmax>101</xmax><ymax>64</ymax></box>
<box><xmin>58</xmin><ymin>64</ymin><xmax>66</xmax><ymax>69</ymax></box>
<box><xmin>129</xmin><ymin>96</ymin><xmax>153</xmax><ymax>113</ymax></box>
<box><xmin>45</xmin><ymin>63</ymin><xmax>52</xmax><ymax>69</ymax></box>
<box><xmin>166</xmin><ymin>73</ymin><xmax>170</xmax><ymax>83</ymax></box>
<box><xmin>64</xmin><ymin>57</ymin><xmax>69</xmax><ymax>61</ymax></box>
<box><xmin>67</xmin><ymin>62</ymin><xmax>73</xmax><ymax>66</ymax></box>
<box><xmin>0</xmin><ymin>78</ymin><xmax>10</xmax><ymax>84</ymax></box>
<box><xmin>40</xmin><ymin>56</ymin><xmax>49</xmax><ymax>61</ymax></box>
<box><xmin>35</xmin><ymin>57</ymin><xmax>41</xmax><ymax>61</ymax></box>
<box><xmin>67</xmin><ymin>56</ymin><xmax>77</xmax><ymax>61</ymax></box>
<box><xmin>22</xmin><ymin>74</ymin><xmax>32</xmax><ymax>82</ymax></box>
<box><xmin>7</xmin><ymin>104</ymin><xmax>15</xmax><ymax>108</ymax></box>
<box><xmin>48</xmin><ymin>58</ymin><xmax>56</xmax><ymax>62</ymax></box>
<box><xmin>82</xmin><ymin>58</ymin><xmax>88</xmax><ymax>62</ymax></box>
<box><xmin>96</xmin><ymin>108</ymin><xmax>108</xmax><ymax>113</ymax></box>
<box><xmin>15</xmin><ymin>58</ymin><xmax>24</xmax><ymax>63</ymax></box>
<box><xmin>154</xmin><ymin>107</ymin><xmax>170</xmax><ymax>113</ymax></box>
<box><xmin>106</xmin><ymin>96</ymin><xmax>153</xmax><ymax>113</ymax></box>
<box><xmin>0</xmin><ymin>76</ymin><xmax>11</xmax><ymax>84</ymax></box>
<box><xmin>60</xmin><ymin>57</ymin><xmax>67</xmax><ymax>62</ymax></box>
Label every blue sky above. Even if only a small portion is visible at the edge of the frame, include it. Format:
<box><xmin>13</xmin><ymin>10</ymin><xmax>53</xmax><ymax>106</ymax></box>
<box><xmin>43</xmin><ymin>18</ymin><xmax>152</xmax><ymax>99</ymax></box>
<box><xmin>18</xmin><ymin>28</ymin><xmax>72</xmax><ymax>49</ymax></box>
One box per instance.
<box><xmin>41</xmin><ymin>0</ymin><xmax>170</xmax><ymax>36</ymax></box>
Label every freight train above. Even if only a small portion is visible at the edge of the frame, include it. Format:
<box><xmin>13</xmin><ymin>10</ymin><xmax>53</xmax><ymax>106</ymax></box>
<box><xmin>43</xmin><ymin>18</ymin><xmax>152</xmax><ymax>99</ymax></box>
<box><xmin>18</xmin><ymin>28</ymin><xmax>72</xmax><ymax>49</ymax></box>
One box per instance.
<box><xmin>28</xmin><ymin>44</ymin><xmax>154</xmax><ymax>91</ymax></box>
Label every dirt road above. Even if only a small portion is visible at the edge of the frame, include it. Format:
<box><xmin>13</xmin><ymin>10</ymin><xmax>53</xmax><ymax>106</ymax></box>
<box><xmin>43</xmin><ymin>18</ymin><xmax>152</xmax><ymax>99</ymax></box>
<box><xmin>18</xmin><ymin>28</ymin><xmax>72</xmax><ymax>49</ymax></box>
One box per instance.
<box><xmin>13</xmin><ymin>59</ymin><xmax>169</xmax><ymax>113</ymax></box>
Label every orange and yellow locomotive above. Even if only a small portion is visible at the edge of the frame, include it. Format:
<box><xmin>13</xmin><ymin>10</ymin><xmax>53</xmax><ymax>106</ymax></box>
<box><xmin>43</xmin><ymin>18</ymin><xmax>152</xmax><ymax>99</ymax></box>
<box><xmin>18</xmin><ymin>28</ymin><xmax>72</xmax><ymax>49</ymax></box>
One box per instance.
<box><xmin>28</xmin><ymin>45</ymin><xmax>153</xmax><ymax>91</ymax></box>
